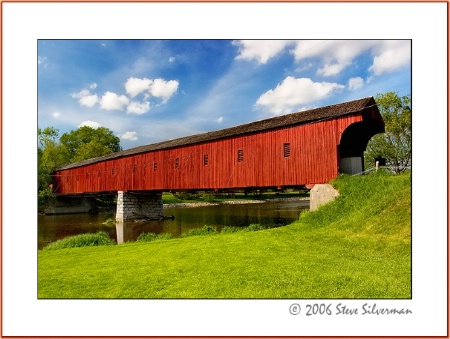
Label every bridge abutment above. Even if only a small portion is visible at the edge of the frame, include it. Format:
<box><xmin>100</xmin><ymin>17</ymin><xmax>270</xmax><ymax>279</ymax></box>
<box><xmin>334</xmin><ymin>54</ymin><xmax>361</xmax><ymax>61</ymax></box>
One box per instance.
<box><xmin>116</xmin><ymin>191</ymin><xmax>164</xmax><ymax>222</ymax></box>
<box><xmin>44</xmin><ymin>196</ymin><xmax>98</xmax><ymax>215</ymax></box>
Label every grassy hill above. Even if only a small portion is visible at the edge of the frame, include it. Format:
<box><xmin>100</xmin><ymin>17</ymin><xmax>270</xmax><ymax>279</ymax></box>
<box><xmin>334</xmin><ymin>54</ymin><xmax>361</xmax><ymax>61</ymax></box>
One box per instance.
<box><xmin>38</xmin><ymin>171</ymin><xmax>411</xmax><ymax>299</ymax></box>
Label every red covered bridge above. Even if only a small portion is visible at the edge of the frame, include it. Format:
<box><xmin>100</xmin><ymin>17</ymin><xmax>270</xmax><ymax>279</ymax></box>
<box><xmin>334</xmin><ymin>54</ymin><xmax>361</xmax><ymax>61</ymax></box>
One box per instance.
<box><xmin>51</xmin><ymin>97</ymin><xmax>384</xmax><ymax>220</ymax></box>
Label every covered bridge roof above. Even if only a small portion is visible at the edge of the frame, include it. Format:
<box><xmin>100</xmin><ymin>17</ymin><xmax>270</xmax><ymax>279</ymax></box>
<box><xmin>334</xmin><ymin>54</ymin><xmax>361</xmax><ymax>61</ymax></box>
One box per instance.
<box><xmin>57</xmin><ymin>96</ymin><xmax>380</xmax><ymax>171</ymax></box>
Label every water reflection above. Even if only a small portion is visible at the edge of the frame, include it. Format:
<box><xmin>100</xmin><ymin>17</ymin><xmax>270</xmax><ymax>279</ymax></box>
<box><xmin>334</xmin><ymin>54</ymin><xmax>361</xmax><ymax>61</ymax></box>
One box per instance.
<box><xmin>38</xmin><ymin>199</ymin><xmax>309</xmax><ymax>249</ymax></box>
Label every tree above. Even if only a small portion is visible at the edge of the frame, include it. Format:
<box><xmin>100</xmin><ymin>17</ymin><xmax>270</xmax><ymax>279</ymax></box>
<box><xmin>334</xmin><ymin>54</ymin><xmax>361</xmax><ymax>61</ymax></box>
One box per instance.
<box><xmin>364</xmin><ymin>92</ymin><xmax>411</xmax><ymax>173</ymax></box>
<box><xmin>38</xmin><ymin>125</ymin><xmax>122</xmax><ymax>207</ymax></box>
<box><xmin>59</xmin><ymin>126</ymin><xmax>122</xmax><ymax>163</ymax></box>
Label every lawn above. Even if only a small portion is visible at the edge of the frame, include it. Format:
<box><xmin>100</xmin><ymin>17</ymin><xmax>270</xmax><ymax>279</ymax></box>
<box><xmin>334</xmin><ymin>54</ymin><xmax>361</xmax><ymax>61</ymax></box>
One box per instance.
<box><xmin>38</xmin><ymin>171</ymin><xmax>411</xmax><ymax>299</ymax></box>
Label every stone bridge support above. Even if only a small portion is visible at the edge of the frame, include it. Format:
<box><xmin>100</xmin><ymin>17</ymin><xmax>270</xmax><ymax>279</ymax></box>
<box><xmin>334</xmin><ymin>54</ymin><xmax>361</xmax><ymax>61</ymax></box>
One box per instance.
<box><xmin>116</xmin><ymin>191</ymin><xmax>164</xmax><ymax>222</ymax></box>
<box><xmin>310</xmin><ymin>184</ymin><xmax>339</xmax><ymax>212</ymax></box>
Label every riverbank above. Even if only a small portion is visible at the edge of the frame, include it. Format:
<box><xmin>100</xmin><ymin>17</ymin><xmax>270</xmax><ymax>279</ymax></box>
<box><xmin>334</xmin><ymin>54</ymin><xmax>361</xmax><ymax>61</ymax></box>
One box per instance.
<box><xmin>163</xmin><ymin>196</ymin><xmax>309</xmax><ymax>208</ymax></box>
<box><xmin>38</xmin><ymin>171</ymin><xmax>411</xmax><ymax>298</ymax></box>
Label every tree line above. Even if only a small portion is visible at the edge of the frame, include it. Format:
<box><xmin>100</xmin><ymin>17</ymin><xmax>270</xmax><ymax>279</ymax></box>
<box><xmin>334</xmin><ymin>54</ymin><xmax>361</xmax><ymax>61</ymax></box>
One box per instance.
<box><xmin>38</xmin><ymin>126</ymin><xmax>121</xmax><ymax>206</ymax></box>
<box><xmin>38</xmin><ymin>92</ymin><xmax>411</xmax><ymax>207</ymax></box>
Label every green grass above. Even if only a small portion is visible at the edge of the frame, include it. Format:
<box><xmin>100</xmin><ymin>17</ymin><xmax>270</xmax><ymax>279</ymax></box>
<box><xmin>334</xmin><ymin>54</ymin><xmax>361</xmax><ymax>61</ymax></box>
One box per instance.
<box><xmin>38</xmin><ymin>171</ymin><xmax>411</xmax><ymax>299</ymax></box>
<box><xmin>42</xmin><ymin>231</ymin><xmax>116</xmax><ymax>250</ymax></box>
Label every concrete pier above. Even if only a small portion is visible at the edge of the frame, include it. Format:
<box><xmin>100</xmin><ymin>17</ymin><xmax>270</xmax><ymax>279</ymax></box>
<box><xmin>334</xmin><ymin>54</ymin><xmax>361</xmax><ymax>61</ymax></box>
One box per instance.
<box><xmin>309</xmin><ymin>184</ymin><xmax>339</xmax><ymax>212</ymax></box>
<box><xmin>116</xmin><ymin>191</ymin><xmax>164</xmax><ymax>222</ymax></box>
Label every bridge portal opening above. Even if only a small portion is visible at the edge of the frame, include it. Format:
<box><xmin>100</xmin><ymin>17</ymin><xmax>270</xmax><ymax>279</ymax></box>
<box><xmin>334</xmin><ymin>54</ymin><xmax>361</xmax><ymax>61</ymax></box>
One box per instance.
<box><xmin>338</xmin><ymin>116</ymin><xmax>384</xmax><ymax>175</ymax></box>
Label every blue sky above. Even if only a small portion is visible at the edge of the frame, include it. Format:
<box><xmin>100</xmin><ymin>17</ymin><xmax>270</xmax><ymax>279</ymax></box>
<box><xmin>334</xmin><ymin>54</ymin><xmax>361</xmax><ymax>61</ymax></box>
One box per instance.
<box><xmin>38</xmin><ymin>40</ymin><xmax>411</xmax><ymax>150</ymax></box>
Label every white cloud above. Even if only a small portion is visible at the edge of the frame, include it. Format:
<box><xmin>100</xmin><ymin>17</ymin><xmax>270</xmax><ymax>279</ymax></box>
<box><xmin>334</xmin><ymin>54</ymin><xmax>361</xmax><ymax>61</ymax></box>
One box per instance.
<box><xmin>121</xmin><ymin>131</ymin><xmax>138</xmax><ymax>141</ymax></box>
<box><xmin>100</xmin><ymin>91</ymin><xmax>130</xmax><ymax>111</ymax></box>
<box><xmin>149</xmin><ymin>78</ymin><xmax>179</xmax><ymax>102</ymax></box>
<box><xmin>233</xmin><ymin>40</ymin><xmax>293</xmax><ymax>64</ymax></box>
<box><xmin>79</xmin><ymin>120</ymin><xmax>101</xmax><ymax>129</ymax></box>
<box><xmin>369</xmin><ymin>40</ymin><xmax>411</xmax><ymax>75</ymax></box>
<box><xmin>79</xmin><ymin>94</ymin><xmax>99</xmax><ymax>107</ymax></box>
<box><xmin>217</xmin><ymin>116</ymin><xmax>223</xmax><ymax>123</ymax></box>
<box><xmin>125</xmin><ymin>77</ymin><xmax>152</xmax><ymax>98</ymax></box>
<box><xmin>89</xmin><ymin>83</ymin><xmax>97</xmax><ymax>90</ymax></box>
<box><xmin>127</xmin><ymin>101</ymin><xmax>150</xmax><ymax>114</ymax></box>
<box><xmin>317</xmin><ymin>63</ymin><xmax>348</xmax><ymax>77</ymax></box>
<box><xmin>52</xmin><ymin>112</ymin><xmax>61</xmax><ymax>118</ymax></box>
<box><xmin>38</xmin><ymin>56</ymin><xmax>47</xmax><ymax>67</ymax></box>
<box><xmin>169</xmin><ymin>56</ymin><xmax>176</xmax><ymax>63</ymax></box>
<box><xmin>255</xmin><ymin>76</ymin><xmax>345</xmax><ymax>115</ymax></box>
<box><xmin>292</xmin><ymin>40</ymin><xmax>411</xmax><ymax>77</ymax></box>
<box><xmin>348</xmin><ymin>77</ymin><xmax>364</xmax><ymax>90</ymax></box>
<box><xmin>293</xmin><ymin>40</ymin><xmax>375</xmax><ymax>77</ymax></box>
<box><xmin>125</xmin><ymin>77</ymin><xmax>179</xmax><ymax>103</ymax></box>
<box><xmin>70</xmin><ymin>89</ymin><xmax>99</xmax><ymax>107</ymax></box>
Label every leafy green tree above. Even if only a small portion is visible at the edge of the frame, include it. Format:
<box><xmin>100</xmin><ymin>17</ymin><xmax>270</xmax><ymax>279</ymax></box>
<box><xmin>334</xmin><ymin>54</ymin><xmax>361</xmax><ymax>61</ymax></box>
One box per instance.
<box><xmin>38</xmin><ymin>127</ymin><xmax>70</xmax><ymax>206</ymax></box>
<box><xmin>364</xmin><ymin>92</ymin><xmax>411</xmax><ymax>173</ymax></box>
<box><xmin>59</xmin><ymin>126</ymin><xmax>122</xmax><ymax>163</ymax></box>
<box><xmin>38</xmin><ymin>126</ymin><xmax>122</xmax><ymax>207</ymax></box>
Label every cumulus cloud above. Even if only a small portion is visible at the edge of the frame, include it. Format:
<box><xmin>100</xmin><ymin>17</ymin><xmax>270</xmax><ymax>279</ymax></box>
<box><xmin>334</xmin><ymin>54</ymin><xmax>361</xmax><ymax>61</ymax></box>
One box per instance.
<box><xmin>348</xmin><ymin>77</ymin><xmax>364</xmax><ymax>90</ymax></box>
<box><xmin>149</xmin><ymin>78</ymin><xmax>179</xmax><ymax>102</ymax></box>
<box><xmin>89</xmin><ymin>83</ymin><xmax>97</xmax><ymax>90</ymax></box>
<box><xmin>79</xmin><ymin>120</ymin><xmax>102</xmax><ymax>129</ymax></box>
<box><xmin>293</xmin><ymin>40</ymin><xmax>374</xmax><ymax>77</ymax></box>
<box><xmin>169</xmin><ymin>56</ymin><xmax>176</xmax><ymax>63</ymax></box>
<box><xmin>70</xmin><ymin>89</ymin><xmax>99</xmax><ymax>107</ymax></box>
<box><xmin>100</xmin><ymin>91</ymin><xmax>130</xmax><ymax>111</ymax></box>
<box><xmin>369</xmin><ymin>40</ymin><xmax>411</xmax><ymax>75</ymax></box>
<box><xmin>127</xmin><ymin>101</ymin><xmax>151</xmax><ymax>114</ymax></box>
<box><xmin>125</xmin><ymin>77</ymin><xmax>152</xmax><ymax>98</ymax></box>
<box><xmin>233</xmin><ymin>40</ymin><xmax>293</xmax><ymax>64</ymax></box>
<box><xmin>121</xmin><ymin>131</ymin><xmax>138</xmax><ymax>141</ymax></box>
<box><xmin>291</xmin><ymin>40</ymin><xmax>411</xmax><ymax>77</ymax></box>
<box><xmin>125</xmin><ymin>77</ymin><xmax>179</xmax><ymax>103</ymax></box>
<box><xmin>255</xmin><ymin>76</ymin><xmax>345</xmax><ymax>115</ymax></box>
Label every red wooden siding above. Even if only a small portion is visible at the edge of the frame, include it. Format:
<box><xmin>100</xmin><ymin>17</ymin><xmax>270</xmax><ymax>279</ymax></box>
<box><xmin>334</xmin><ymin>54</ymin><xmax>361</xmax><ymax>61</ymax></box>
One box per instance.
<box><xmin>53</xmin><ymin>114</ymin><xmax>363</xmax><ymax>195</ymax></box>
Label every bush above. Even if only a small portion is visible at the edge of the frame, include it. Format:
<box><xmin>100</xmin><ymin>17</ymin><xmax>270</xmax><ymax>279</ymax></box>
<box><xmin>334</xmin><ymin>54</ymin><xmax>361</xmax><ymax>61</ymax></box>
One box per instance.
<box><xmin>245</xmin><ymin>224</ymin><xmax>268</xmax><ymax>232</ymax></box>
<box><xmin>221</xmin><ymin>226</ymin><xmax>244</xmax><ymax>234</ymax></box>
<box><xmin>173</xmin><ymin>192</ymin><xmax>201</xmax><ymax>201</ymax></box>
<box><xmin>136</xmin><ymin>232</ymin><xmax>173</xmax><ymax>242</ymax></box>
<box><xmin>182</xmin><ymin>225</ymin><xmax>217</xmax><ymax>237</ymax></box>
<box><xmin>43</xmin><ymin>231</ymin><xmax>115</xmax><ymax>250</ymax></box>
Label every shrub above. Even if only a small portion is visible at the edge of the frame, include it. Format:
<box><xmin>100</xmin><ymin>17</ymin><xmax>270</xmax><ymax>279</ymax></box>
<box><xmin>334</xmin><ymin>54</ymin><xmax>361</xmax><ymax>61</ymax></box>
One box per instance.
<box><xmin>173</xmin><ymin>192</ymin><xmax>201</xmax><ymax>201</ymax></box>
<box><xmin>221</xmin><ymin>226</ymin><xmax>244</xmax><ymax>234</ymax></box>
<box><xmin>245</xmin><ymin>224</ymin><xmax>268</xmax><ymax>232</ymax></box>
<box><xmin>136</xmin><ymin>232</ymin><xmax>173</xmax><ymax>242</ymax></box>
<box><xmin>182</xmin><ymin>225</ymin><xmax>217</xmax><ymax>237</ymax></box>
<box><xmin>43</xmin><ymin>231</ymin><xmax>115</xmax><ymax>250</ymax></box>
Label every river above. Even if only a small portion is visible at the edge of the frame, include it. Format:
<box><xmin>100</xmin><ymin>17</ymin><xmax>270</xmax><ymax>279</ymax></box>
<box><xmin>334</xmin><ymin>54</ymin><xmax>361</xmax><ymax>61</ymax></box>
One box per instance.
<box><xmin>38</xmin><ymin>198</ymin><xmax>309</xmax><ymax>249</ymax></box>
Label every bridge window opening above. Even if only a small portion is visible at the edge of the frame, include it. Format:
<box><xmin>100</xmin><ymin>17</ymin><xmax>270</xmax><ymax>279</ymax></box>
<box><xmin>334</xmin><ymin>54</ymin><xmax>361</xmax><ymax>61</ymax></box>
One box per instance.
<box><xmin>175</xmin><ymin>158</ymin><xmax>180</xmax><ymax>169</ymax></box>
<box><xmin>237</xmin><ymin>149</ymin><xmax>244</xmax><ymax>162</ymax></box>
<box><xmin>132</xmin><ymin>164</ymin><xmax>137</xmax><ymax>173</ymax></box>
<box><xmin>111</xmin><ymin>167</ymin><xmax>115</xmax><ymax>176</ymax></box>
<box><xmin>86</xmin><ymin>172</ymin><xmax>89</xmax><ymax>179</ymax></box>
<box><xmin>283</xmin><ymin>143</ymin><xmax>291</xmax><ymax>157</ymax></box>
<box><xmin>98</xmin><ymin>170</ymin><xmax>101</xmax><ymax>177</ymax></box>
<box><xmin>204</xmin><ymin>154</ymin><xmax>209</xmax><ymax>166</ymax></box>
<box><xmin>153</xmin><ymin>162</ymin><xmax>157</xmax><ymax>171</ymax></box>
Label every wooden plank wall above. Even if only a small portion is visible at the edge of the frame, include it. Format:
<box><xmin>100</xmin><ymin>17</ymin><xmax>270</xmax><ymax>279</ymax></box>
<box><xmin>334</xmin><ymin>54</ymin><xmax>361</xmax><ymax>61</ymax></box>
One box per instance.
<box><xmin>53</xmin><ymin>114</ymin><xmax>362</xmax><ymax>194</ymax></box>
